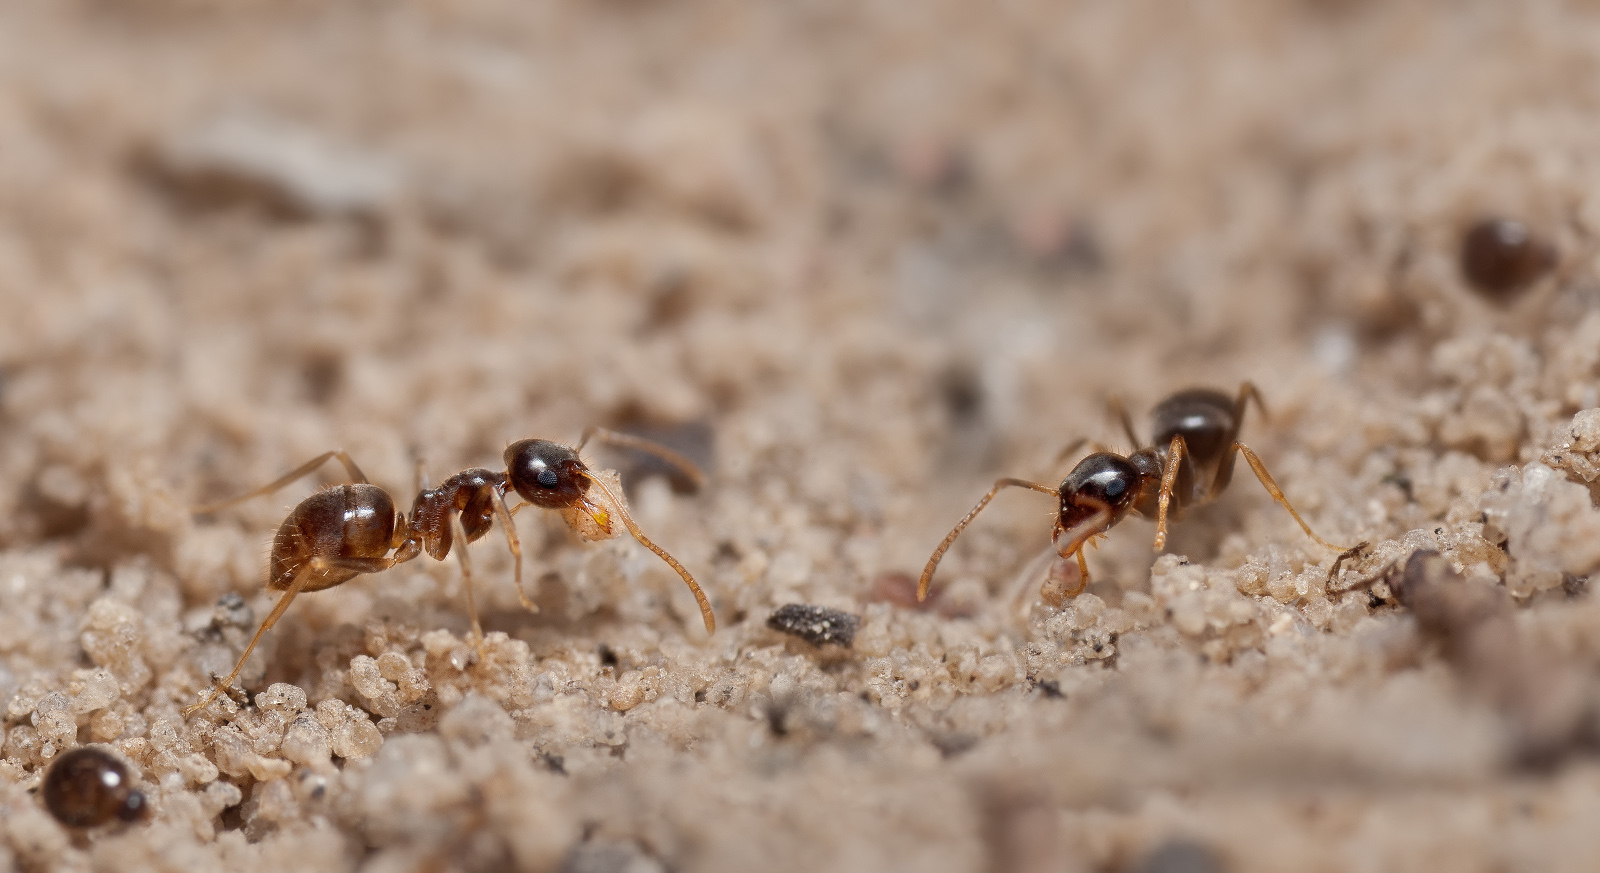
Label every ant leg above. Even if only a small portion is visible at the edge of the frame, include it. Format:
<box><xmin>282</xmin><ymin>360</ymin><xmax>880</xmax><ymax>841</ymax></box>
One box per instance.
<box><xmin>1052</xmin><ymin>438</ymin><xmax>1121</xmax><ymax>470</ymax></box>
<box><xmin>1073</xmin><ymin>549</ymin><xmax>1091</xmax><ymax>595</ymax></box>
<box><xmin>183</xmin><ymin>560</ymin><xmax>319</xmax><ymax>717</ymax></box>
<box><xmin>581</xmin><ymin>471</ymin><xmax>716</xmax><ymax>633</ymax></box>
<box><xmin>196</xmin><ymin>450</ymin><xmax>369</xmax><ymax>514</ymax></box>
<box><xmin>414</xmin><ymin>459</ymin><xmax>430</xmax><ymax>494</ymax></box>
<box><xmin>489</xmin><ymin>490</ymin><xmax>534</xmax><ymax>613</ymax></box>
<box><xmin>1108</xmin><ymin>396</ymin><xmax>1144</xmax><ymax>450</ymax></box>
<box><xmin>1207</xmin><ymin>382</ymin><xmax>1271</xmax><ymax>499</ymax></box>
<box><xmin>447</xmin><ymin>512</ymin><xmax>488</xmax><ymax>652</ymax></box>
<box><xmin>577</xmin><ymin>426</ymin><xmax>707</xmax><ymax>492</ymax></box>
<box><xmin>1052</xmin><ymin>437</ymin><xmax>1089</xmax><ymax>469</ymax></box>
<box><xmin>1231</xmin><ymin>442</ymin><xmax>1347</xmax><ymax>551</ymax></box>
<box><xmin>919</xmin><ymin>478</ymin><xmax>1060</xmax><ymax>601</ymax></box>
<box><xmin>1236</xmin><ymin>381</ymin><xmax>1270</xmax><ymax>424</ymax></box>
<box><xmin>1153</xmin><ymin>435</ymin><xmax>1188</xmax><ymax>550</ymax></box>
<box><xmin>182</xmin><ymin>553</ymin><xmax>398</xmax><ymax>718</ymax></box>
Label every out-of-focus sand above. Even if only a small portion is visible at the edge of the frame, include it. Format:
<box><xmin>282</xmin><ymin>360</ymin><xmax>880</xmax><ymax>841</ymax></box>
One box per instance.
<box><xmin>5</xmin><ymin>2</ymin><xmax>1600</xmax><ymax>871</ymax></box>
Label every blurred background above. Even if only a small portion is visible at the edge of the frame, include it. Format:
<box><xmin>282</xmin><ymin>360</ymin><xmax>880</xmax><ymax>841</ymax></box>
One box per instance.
<box><xmin>4</xmin><ymin>2</ymin><xmax>1600</xmax><ymax>871</ymax></box>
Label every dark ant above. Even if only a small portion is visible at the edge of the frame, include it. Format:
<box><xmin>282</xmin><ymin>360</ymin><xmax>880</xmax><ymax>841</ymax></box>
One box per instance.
<box><xmin>918</xmin><ymin>384</ymin><xmax>1347</xmax><ymax>602</ymax></box>
<box><xmin>183</xmin><ymin>428</ymin><xmax>713</xmax><ymax>717</ymax></box>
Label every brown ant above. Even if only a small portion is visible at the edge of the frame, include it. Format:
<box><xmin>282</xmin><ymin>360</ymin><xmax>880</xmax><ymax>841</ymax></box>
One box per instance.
<box><xmin>183</xmin><ymin>428</ymin><xmax>713</xmax><ymax>717</ymax></box>
<box><xmin>918</xmin><ymin>384</ymin><xmax>1347</xmax><ymax>602</ymax></box>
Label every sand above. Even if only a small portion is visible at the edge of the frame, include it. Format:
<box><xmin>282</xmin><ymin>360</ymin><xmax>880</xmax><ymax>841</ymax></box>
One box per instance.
<box><xmin>4</xmin><ymin>1</ymin><xmax>1600</xmax><ymax>871</ymax></box>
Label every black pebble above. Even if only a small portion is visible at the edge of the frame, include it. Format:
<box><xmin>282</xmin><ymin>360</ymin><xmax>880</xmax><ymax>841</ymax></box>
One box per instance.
<box><xmin>766</xmin><ymin>604</ymin><xmax>861</xmax><ymax>647</ymax></box>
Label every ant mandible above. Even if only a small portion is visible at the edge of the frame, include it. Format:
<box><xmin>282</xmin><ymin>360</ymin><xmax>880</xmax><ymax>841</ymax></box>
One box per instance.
<box><xmin>918</xmin><ymin>383</ymin><xmax>1347</xmax><ymax>603</ymax></box>
<box><xmin>183</xmin><ymin>427</ymin><xmax>714</xmax><ymax>717</ymax></box>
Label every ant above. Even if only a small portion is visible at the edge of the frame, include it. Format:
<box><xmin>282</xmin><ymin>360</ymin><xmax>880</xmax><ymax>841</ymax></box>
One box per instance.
<box><xmin>183</xmin><ymin>428</ymin><xmax>713</xmax><ymax>717</ymax></box>
<box><xmin>918</xmin><ymin>383</ymin><xmax>1347</xmax><ymax>603</ymax></box>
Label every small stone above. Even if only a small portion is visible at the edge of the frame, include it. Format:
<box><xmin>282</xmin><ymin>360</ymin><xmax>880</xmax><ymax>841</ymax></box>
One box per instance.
<box><xmin>332</xmin><ymin>717</ymin><xmax>383</xmax><ymax>760</ymax></box>
<box><xmin>280</xmin><ymin>714</ymin><xmax>333</xmax><ymax>768</ymax></box>
<box><xmin>70</xmin><ymin>670</ymin><xmax>119</xmax><ymax>715</ymax></box>
<box><xmin>177</xmin><ymin>752</ymin><xmax>219</xmax><ymax>785</ymax></box>
<box><xmin>766</xmin><ymin>604</ymin><xmax>860</xmax><ymax>647</ymax></box>
<box><xmin>202</xmin><ymin>780</ymin><xmax>243</xmax><ymax>815</ymax></box>
<box><xmin>212</xmin><ymin>592</ymin><xmax>254</xmax><ymax>629</ymax></box>
<box><xmin>147</xmin><ymin>720</ymin><xmax>182</xmax><ymax>752</ymax></box>
<box><xmin>1459</xmin><ymin>217</ymin><xmax>1555</xmax><ymax>303</ymax></box>
<box><xmin>145</xmin><ymin>108</ymin><xmax>401</xmax><ymax>220</ymax></box>
<box><xmin>87</xmin><ymin>709</ymin><xmax>125</xmax><ymax>743</ymax></box>
<box><xmin>31</xmin><ymin>692</ymin><xmax>76</xmax><ymax>749</ymax></box>
<box><xmin>254</xmin><ymin>683</ymin><xmax>308</xmax><ymax>712</ymax></box>
<box><xmin>438</xmin><ymin>694</ymin><xmax>515</xmax><ymax>747</ymax></box>
<box><xmin>41</xmin><ymin>747</ymin><xmax>150</xmax><ymax>827</ymax></box>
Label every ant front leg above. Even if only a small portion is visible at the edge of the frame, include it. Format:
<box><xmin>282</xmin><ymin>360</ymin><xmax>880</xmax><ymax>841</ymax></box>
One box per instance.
<box><xmin>488</xmin><ymin>489</ymin><xmax>533</xmax><ymax>613</ymax></box>
<box><xmin>447</xmin><ymin>512</ymin><xmax>490</xmax><ymax>656</ymax></box>
<box><xmin>1152</xmin><ymin>435</ymin><xmax>1188</xmax><ymax>551</ymax></box>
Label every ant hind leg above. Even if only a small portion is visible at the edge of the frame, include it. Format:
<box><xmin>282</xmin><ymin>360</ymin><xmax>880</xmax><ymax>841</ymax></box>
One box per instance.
<box><xmin>1231</xmin><ymin>442</ymin><xmax>1347</xmax><ymax>551</ymax></box>
<box><xmin>196</xmin><ymin>450</ymin><xmax>370</xmax><ymax>515</ymax></box>
<box><xmin>184</xmin><ymin>559</ymin><xmax>322</xmax><ymax>717</ymax></box>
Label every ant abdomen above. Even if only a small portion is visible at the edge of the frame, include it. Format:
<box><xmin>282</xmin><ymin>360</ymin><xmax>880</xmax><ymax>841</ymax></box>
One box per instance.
<box><xmin>270</xmin><ymin>484</ymin><xmax>398</xmax><ymax>593</ymax></box>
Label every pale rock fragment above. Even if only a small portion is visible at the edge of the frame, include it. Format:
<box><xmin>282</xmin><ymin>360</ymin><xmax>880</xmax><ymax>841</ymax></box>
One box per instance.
<box><xmin>254</xmin><ymin>683</ymin><xmax>307</xmax><ymax>712</ymax></box>
<box><xmin>68</xmin><ymin>669</ymin><xmax>119</xmax><ymax>715</ymax></box>
<box><xmin>148</xmin><ymin>108</ymin><xmax>402</xmax><ymax>219</ymax></box>
<box><xmin>333</xmin><ymin>717</ymin><xmax>383</xmax><ymax>760</ymax></box>
<box><xmin>279</xmin><ymin>714</ymin><xmax>332</xmax><ymax>768</ymax></box>
<box><xmin>1480</xmin><ymin>463</ymin><xmax>1600</xmax><ymax>596</ymax></box>
<box><xmin>439</xmin><ymin>694</ymin><xmax>516</xmax><ymax>747</ymax></box>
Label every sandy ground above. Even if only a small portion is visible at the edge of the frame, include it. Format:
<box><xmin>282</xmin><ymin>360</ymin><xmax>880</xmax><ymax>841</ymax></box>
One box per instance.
<box><xmin>5</xmin><ymin>1</ymin><xmax>1600</xmax><ymax>871</ymax></box>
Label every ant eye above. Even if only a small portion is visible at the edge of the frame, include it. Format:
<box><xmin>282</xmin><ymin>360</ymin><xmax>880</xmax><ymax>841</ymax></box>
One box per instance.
<box><xmin>536</xmin><ymin>468</ymin><xmax>560</xmax><ymax>489</ymax></box>
<box><xmin>1104</xmin><ymin>477</ymin><xmax>1126</xmax><ymax>499</ymax></box>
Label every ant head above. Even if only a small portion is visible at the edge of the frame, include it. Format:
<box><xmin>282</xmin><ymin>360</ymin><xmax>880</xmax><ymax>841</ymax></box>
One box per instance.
<box><xmin>1056</xmin><ymin>452</ymin><xmax>1143</xmax><ymax>546</ymax></box>
<box><xmin>505</xmin><ymin>439</ymin><xmax>591</xmax><ymax>508</ymax></box>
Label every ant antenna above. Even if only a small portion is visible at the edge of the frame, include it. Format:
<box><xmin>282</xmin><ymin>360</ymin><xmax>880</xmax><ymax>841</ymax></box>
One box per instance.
<box><xmin>577</xmin><ymin>426</ymin><xmax>707</xmax><ymax>491</ymax></box>
<box><xmin>579</xmin><ymin>469</ymin><xmax>716</xmax><ymax>633</ymax></box>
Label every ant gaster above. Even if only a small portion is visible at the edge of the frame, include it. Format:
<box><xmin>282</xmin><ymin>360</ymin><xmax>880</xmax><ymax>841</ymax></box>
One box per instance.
<box><xmin>183</xmin><ymin>428</ymin><xmax>713</xmax><ymax>717</ymax></box>
<box><xmin>918</xmin><ymin>384</ymin><xmax>1346</xmax><ymax>602</ymax></box>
